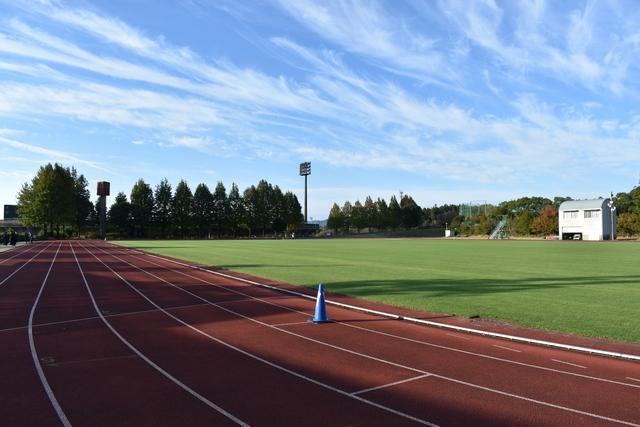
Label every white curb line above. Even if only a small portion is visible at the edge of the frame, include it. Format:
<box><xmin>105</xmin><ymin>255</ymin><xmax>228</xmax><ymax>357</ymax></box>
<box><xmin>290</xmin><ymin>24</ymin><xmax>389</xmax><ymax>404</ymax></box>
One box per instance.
<box><xmin>123</xmin><ymin>245</ymin><xmax>640</xmax><ymax>362</ymax></box>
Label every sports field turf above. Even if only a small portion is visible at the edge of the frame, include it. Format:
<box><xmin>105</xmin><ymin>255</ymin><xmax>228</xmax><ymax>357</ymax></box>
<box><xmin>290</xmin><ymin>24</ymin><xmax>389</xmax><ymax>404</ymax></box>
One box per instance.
<box><xmin>117</xmin><ymin>239</ymin><xmax>640</xmax><ymax>343</ymax></box>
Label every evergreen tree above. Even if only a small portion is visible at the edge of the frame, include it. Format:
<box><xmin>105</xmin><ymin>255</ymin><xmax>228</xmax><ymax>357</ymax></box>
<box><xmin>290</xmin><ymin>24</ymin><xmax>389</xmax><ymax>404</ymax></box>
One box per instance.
<box><xmin>227</xmin><ymin>183</ymin><xmax>245</xmax><ymax>236</ymax></box>
<box><xmin>171</xmin><ymin>180</ymin><xmax>193</xmax><ymax>238</ymax></box>
<box><xmin>271</xmin><ymin>186</ymin><xmax>287</xmax><ymax>235</ymax></box>
<box><xmin>283</xmin><ymin>191</ymin><xmax>303</xmax><ymax>233</ymax></box>
<box><xmin>375</xmin><ymin>198</ymin><xmax>389</xmax><ymax>230</ymax></box>
<box><xmin>363</xmin><ymin>196</ymin><xmax>376</xmax><ymax>230</ymax></box>
<box><xmin>71</xmin><ymin>168</ymin><xmax>93</xmax><ymax>236</ymax></box>
<box><xmin>400</xmin><ymin>195</ymin><xmax>423</xmax><ymax>228</ymax></box>
<box><xmin>243</xmin><ymin>185</ymin><xmax>256</xmax><ymax>236</ymax></box>
<box><xmin>108</xmin><ymin>192</ymin><xmax>131</xmax><ymax>236</ymax></box>
<box><xmin>212</xmin><ymin>181</ymin><xmax>227</xmax><ymax>237</ymax></box>
<box><xmin>327</xmin><ymin>203</ymin><xmax>344</xmax><ymax>234</ymax></box>
<box><xmin>351</xmin><ymin>200</ymin><xmax>366</xmax><ymax>232</ymax></box>
<box><xmin>388</xmin><ymin>196</ymin><xmax>401</xmax><ymax>230</ymax></box>
<box><xmin>130</xmin><ymin>179</ymin><xmax>154</xmax><ymax>237</ymax></box>
<box><xmin>341</xmin><ymin>201</ymin><xmax>353</xmax><ymax>232</ymax></box>
<box><xmin>193</xmin><ymin>183</ymin><xmax>214</xmax><ymax>238</ymax></box>
<box><xmin>153</xmin><ymin>179</ymin><xmax>173</xmax><ymax>238</ymax></box>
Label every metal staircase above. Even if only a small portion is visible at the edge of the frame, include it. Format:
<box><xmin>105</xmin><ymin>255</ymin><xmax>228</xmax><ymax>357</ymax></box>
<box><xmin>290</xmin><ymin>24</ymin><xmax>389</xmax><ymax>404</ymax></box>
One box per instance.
<box><xmin>489</xmin><ymin>215</ymin><xmax>509</xmax><ymax>239</ymax></box>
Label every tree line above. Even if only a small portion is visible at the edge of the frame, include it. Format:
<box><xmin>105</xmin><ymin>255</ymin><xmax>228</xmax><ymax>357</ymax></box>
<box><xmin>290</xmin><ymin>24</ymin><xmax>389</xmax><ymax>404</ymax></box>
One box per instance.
<box><xmin>326</xmin><ymin>187</ymin><xmax>640</xmax><ymax>237</ymax></box>
<box><xmin>327</xmin><ymin>195</ymin><xmax>428</xmax><ymax>233</ymax></box>
<box><xmin>108</xmin><ymin>178</ymin><xmax>304</xmax><ymax>238</ymax></box>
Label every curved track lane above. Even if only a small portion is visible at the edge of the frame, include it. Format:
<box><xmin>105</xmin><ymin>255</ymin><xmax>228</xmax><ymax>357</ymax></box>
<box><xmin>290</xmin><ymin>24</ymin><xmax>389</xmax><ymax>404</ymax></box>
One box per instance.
<box><xmin>3</xmin><ymin>240</ymin><xmax>639</xmax><ymax>426</ymax></box>
<box><xmin>94</xmin><ymin>241</ymin><xmax>640</xmax><ymax>426</ymax></box>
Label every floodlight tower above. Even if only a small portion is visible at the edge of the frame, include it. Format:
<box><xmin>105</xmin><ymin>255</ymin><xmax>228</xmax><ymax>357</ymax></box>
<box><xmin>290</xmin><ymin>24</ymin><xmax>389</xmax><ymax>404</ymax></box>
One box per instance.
<box><xmin>299</xmin><ymin>162</ymin><xmax>311</xmax><ymax>223</ymax></box>
<box><xmin>97</xmin><ymin>181</ymin><xmax>110</xmax><ymax>240</ymax></box>
<box><xmin>608</xmin><ymin>193</ymin><xmax>616</xmax><ymax>240</ymax></box>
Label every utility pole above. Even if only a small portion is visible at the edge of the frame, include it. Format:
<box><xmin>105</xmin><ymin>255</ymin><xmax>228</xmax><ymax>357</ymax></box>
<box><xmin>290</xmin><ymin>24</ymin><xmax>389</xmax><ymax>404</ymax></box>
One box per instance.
<box><xmin>299</xmin><ymin>162</ymin><xmax>311</xmax><ymax>223</ymax></box>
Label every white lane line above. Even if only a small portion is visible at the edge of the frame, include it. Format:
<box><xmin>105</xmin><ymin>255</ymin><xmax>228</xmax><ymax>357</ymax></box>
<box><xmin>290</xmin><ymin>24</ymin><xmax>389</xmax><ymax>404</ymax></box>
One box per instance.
<box><xmin>122</xmin><ymin>245</ymin><xmax>640</xmax><ymax>362</ymax></box>
<box><xmin>119</xmin><ymin>246</ymin><xmax>640</xmax><ymax>391</ymax></box>
<box><xmin>0</xmin><ymin>243</ymin><xmax>52</xmax><ymax>287</ymax></box>
<box><xmin>0</xmin><ymin>243</ymin><xmax>41</xmax><ymax>265</ymax></box>
<box><xmin>0</xmin><ymin>302</ymin><xmax>212</xmax><ymax>334</ymax></box>
<box><xmin>626</xmin><ymin>377</ymin><xmax>640</xmax><ymax>383</ymax></box>
<box><xmin>431</xmin><ymin>374</ymin><xmax>639</xmax><ymax>427</ymax></box>
<box><xmin>552</xmin><ymin>359</ymin><xmax>587</xmax><ymax>369</ymax></box>
<box><xmin>95</xmin><ymin>244</ymin><xmax>640</xmax><ymax>427</ymax></box>
<box><xmin>83</xmin><ymin>243</ymin><xmax>438</xmax><ymax>427</ymax></box>
<box><xmin>352</xmin><ymin>374</ymin><xmax>431</xmax><ymax>396</ymax></box>
<box><xmin>270</xmin><ymin>321</ymin><xmax>311</xmax><ymax>327</ymax></box>
<box><xmin>70</xmin><ymin>244</ymin><xmax>249</xmax><ymax>427</ymax></box>
<box><xmin>28</xmin><ymin>243</ymin><xmax>70</xmax><ymax>427</ymax></box>
<box><xmin>493</xmin><ymin>345</ymin><xmax>522</xmax><ymax>353</ymax></box>
<box><xmin>446</xmin><ymin>333</ymin><xmax>470</xmax><ymax>340</ymax></box>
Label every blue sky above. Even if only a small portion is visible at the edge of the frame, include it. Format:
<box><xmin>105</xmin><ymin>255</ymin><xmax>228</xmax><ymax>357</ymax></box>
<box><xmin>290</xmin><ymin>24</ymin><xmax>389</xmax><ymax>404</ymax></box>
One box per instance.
<box><xmin>1</xmin><ymin>0</ymin><xmax>639</xmax><ymax>219</ymax></box>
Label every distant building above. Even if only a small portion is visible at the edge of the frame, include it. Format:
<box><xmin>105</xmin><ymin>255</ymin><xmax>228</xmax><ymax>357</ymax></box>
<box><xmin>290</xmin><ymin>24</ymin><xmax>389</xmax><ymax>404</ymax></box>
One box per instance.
<box><xmin>3</xmin><ymin>205</ymin><xmax>17</xmax><ymax>220</ymax></box>
<box><xmin>558</xmin><ymin>199</ymin><xmax>616</xmax><ymax>240</ymax></box>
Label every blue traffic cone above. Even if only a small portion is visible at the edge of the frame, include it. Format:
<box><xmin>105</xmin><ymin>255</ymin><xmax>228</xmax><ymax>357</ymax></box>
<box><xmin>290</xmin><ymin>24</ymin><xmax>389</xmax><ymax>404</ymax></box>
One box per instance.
<box><xmin>311</xmin><ymin>283</ymin><xmax>331</xmax><ymax>323</ymax></box>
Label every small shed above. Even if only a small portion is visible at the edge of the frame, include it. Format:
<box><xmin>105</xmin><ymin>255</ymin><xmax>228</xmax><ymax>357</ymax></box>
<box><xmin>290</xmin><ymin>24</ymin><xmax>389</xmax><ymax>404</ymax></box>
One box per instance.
<box><xmin>558</xmin><ymin>199</ymin><xmax>616</xmax><ymax>240</ymax></box>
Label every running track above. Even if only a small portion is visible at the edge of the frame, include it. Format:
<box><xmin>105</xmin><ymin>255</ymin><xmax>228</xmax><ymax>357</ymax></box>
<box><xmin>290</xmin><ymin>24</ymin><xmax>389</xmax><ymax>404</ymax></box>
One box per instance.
<box><xmin>1</xmin><ymin>241</ymin><xmax>639</xmax><ymax>426</ymax></box>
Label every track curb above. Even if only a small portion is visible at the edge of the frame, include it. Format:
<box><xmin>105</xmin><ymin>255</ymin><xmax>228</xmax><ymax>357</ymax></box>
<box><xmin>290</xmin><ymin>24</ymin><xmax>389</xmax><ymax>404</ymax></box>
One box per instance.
<box><xmin>121</xmin><ymin>244</ymin><xmax>640</xmax><ymax>362</ymax></box>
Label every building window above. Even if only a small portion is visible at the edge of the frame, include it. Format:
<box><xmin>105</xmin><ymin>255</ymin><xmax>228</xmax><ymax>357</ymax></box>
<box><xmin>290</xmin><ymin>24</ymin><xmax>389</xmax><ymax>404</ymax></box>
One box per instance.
<box><xmin>563</xmin><ymin>210</ymin><xmax>578</xmax><ymax>219</ymax></box>
<box><xmin>584</xmin><ymin>210</ymin><xmax>600</xmax><ymax>219</ymax></box>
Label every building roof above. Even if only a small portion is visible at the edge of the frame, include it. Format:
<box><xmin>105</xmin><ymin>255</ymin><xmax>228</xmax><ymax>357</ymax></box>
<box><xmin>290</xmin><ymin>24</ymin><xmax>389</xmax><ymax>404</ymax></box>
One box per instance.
<box><xmin>559</xmin><ymin>198</ymin><xmax>609</xmax><ymax>211</ymax></box>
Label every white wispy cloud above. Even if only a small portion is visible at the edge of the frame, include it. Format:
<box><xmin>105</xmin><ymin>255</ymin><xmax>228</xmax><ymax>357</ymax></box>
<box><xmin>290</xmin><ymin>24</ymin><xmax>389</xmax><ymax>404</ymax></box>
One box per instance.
<box><xmin>0</xmin><ymin>0</ymin><xmax>638</xmax><ymax>195</ymax></box>
<box><xmin>276</xmin><ymin>0</ymin><xmax>458</xmax><ymax>85</ymax></box>
<box><xmin>0</xmin><ymin>135</ymin><xmax>111</xmax><ymax>172</ymax></box>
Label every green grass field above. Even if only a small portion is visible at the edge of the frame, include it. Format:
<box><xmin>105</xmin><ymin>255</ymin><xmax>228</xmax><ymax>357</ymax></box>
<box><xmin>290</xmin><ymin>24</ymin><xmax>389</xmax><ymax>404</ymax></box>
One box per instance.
<box><xmin>117</xmin><ymin>239</ymin><xmax>640</xmax><ymax>343</ymax></box>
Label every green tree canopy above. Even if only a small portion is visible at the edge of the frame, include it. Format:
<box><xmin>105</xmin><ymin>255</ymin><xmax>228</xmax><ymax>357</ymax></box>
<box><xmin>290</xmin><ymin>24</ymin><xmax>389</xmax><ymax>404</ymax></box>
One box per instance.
<box><xmin>171</xmin><ymin>180</ymin><xmax>193</xmax><ymax>238</ymax></box>
<box><xmin>153</xmin><ymin>178</ymin><xmax>173</xmax><ymax>237</ymax></box>
<box><xmin>108</xmin><ymin>192</ymin><xmax>131</xmax><ymax>235</ymax></box>
<box><xmin>327</xmin><ymin>202</ymin><xmax>344</xmax><ymax>233</ymax></box>
<box><xmin>130</xmin><ymin>179</ymin><xmax>154</xmax><ymax>237</ymax></box>
<box><xmin>193</xmin><ymin>183</ymin><xmax>213</xmax><ymax>238</ymax></box>
<box><xmin>17</xmin><ymin>163</ymin><xmax>79</xmax><ymax>237</ymax></box>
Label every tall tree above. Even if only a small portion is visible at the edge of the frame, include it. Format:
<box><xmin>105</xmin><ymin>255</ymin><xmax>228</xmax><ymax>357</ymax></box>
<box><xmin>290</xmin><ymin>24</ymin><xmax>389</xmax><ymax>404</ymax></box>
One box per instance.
<box><xmin>227</xmin><ymin>183</ymin><xmax>246</xmax><ymax>236</ymax></box>
<box><xmin>271</xmin><ymin>186</ymin><xmax>287</xmax><ymax>235</ymax></box>
<box><xmin>211</xmin><ymin>181</ymin><xmax>228</xmax><ymax>237</ymax></box>
<box><xmin>283</xmin><ymin>191</ymin><xmax>303</xmax><ymax>233</ymax></box>
<box><xmin>363</xmin><ymin>196</ymin><xmax>377</xmax><ymax>230</ymax></box>
<box><xmin>108</xmin><ymin>192</ymin><xmax>131</xmax><ymax>236</ymax></box>
<box><xmin>351</xmin><ymin>200</ymin><xmax>366</xmax><ymax>232</ymax></box>
<box><xmin>400</xmin><ymin>195</ymin><xmax>423</xmax><ymax>228</ymax></box>
<box><xmin>341</xmin><ymin>201</ymin><xmax>353</xmax><ymax>232</ymax></box>
<box><xmin>71</xmin><ymin>168</ymin><xmax>93</xmax><ymax>236</ymax></box>
<box><xmin>243</xmin><ymin>185</ymin><xmax>256</xmax><ymax>236</ymax></box>
<box><xmin>327</xmin><ymin>203</ymin><xmax>344</xmax><ymax>234</ymax></box>
<box><xmin>388</xmin><ymin>196</ymin><xmax>401</xmax><ymax>230</ymax></box>
<box><xmin>171</xmin><ymin>180</ymin><xmax>193</xmax><ymax>238</ymax></box>
<box><xmin>193</xmin><ymin>183</ymin><xmax>213</xmax><ymax>238</ymax></box>
<box><xmin>375</xmin><ymin>198</ymin><xmax>389</xmax><ymax>230</ymax></box>
<box><xmin>17</xmin><ymin>163</ymin><xmax>75</xmax><ymax>237</ymax></box>
<box><xmin>130</xmin><ymin>179</ymin><xmax>154</xmax><ymax>237</ymax></box>
<box><xmin>153</xmin><ymin>179</ymin><xmax>173</xmax><ymax>238</ymax></box>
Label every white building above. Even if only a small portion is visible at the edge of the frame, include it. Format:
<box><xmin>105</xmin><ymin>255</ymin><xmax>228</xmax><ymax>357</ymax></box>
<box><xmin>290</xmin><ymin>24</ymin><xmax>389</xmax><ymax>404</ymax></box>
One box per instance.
<box><xmin>558</xmin><ymin>199</ymin><xmax>616</xmax><ymax>240</ymax></box>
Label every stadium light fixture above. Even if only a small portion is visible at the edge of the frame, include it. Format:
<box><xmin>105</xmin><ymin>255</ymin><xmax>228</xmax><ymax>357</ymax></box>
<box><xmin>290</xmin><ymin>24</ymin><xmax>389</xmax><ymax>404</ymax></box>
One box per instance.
<box><xmin>299</xmin><ymin>162</ymin><xmax>311</xmax><ymax>223</ymax></box>
<box><xmin>608</xmin><ymin>193</ymin><xmax>616</xmax><ymax>240</ymax></box>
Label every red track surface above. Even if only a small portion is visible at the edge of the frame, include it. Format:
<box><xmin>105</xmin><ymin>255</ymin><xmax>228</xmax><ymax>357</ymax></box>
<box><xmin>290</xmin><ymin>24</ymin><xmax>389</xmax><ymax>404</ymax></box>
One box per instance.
<box><xmin>1</xmin><ymin>241</ymin><xmax>639</xmax><ymax>426</ymax></box>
